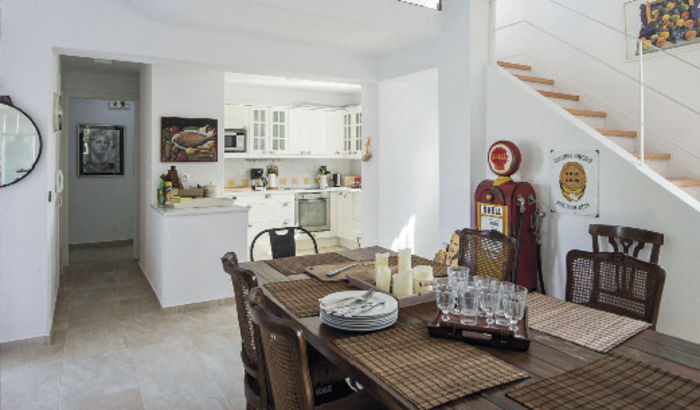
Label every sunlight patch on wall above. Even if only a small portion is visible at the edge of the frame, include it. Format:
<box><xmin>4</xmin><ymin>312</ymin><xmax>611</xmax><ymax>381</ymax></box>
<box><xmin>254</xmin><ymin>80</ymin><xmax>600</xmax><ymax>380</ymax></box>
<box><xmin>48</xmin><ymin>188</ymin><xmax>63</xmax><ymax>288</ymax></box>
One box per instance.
<box><xmin>391</xmin><ymin>215</ymin><xmax>416</xmax><ymax>251</ymax></box>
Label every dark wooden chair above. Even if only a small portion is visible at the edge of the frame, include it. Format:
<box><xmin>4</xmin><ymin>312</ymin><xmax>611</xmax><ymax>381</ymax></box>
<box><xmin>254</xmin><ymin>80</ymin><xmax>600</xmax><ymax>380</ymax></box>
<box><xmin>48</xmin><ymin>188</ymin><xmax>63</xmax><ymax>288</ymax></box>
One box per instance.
<box><xmin>458</xmin><ymin>228</ymin><xmax>516</xmax><ymax>282</ymax></box>
<box><xmin>566</xmin><ymin>250</ymin><xmax>666</xmax><ymax>327</ymax></box>
<box><xmin>589</xmin><ymin>224</ymin><xmax>664</xmax><ymax>264</ymax></box>
<box><xmin>247</xmin><ymin>287</ymin><xmax>382</xmax><ymax>410</ymax></box>
<box><xmin>221</xmin><ymin>252</ymin><xmax>269</xmax><ymax>410</ymax></box>
<box><xmin>250</xmin><ymin>226</ymin><xmax>319</xmax><ymax>262</ymax></box>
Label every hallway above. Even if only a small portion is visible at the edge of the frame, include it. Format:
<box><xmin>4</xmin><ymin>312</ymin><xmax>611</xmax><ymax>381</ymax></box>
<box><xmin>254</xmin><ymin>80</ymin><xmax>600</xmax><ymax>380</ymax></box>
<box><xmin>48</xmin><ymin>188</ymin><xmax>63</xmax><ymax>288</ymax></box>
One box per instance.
<box><xmin>0</xmin><ymin>244</ymin><xmax>245</xmax><ymax>410</ymax></box>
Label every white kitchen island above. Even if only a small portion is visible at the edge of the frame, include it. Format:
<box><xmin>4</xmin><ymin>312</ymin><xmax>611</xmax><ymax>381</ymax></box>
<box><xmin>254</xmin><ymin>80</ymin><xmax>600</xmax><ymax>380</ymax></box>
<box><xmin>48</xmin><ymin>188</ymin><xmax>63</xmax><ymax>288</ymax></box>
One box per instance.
<box><xmin>141</xmin><ymin>204</ymin><xmax>249</xmax><ymax>309</ymax></box>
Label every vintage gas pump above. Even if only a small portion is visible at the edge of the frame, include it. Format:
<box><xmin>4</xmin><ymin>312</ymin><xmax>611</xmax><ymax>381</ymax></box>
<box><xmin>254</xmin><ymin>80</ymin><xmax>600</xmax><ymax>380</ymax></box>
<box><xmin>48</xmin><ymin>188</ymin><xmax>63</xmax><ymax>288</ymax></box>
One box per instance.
<box><xmin>475</xmin><ymin>141</ymin><xmax>545</xmax><ymax>291</ymax></box>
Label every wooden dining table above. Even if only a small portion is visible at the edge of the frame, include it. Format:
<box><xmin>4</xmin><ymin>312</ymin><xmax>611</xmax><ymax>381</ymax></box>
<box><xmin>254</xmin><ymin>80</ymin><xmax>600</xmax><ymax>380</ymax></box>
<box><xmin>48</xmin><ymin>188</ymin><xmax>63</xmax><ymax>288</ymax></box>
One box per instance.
<box><xmin>242</xmin><ymin>247</ymin><xmax>700</xmax><ymax>409</ymax></box>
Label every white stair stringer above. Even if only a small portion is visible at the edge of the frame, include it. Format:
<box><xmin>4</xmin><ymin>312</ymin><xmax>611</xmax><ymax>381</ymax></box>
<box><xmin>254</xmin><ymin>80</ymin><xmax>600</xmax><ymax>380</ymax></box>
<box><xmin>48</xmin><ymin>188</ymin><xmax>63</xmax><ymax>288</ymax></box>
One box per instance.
<box><xmin>493</xmin><ymin>64</ymin><xmax>700</xmax><ymax>210</ymax></box>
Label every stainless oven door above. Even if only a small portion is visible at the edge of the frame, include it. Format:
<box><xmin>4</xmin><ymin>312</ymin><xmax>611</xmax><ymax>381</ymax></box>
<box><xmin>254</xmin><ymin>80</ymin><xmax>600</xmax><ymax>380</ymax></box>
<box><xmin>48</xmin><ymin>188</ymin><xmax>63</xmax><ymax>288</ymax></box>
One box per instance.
<box><xmin>295</xmin><ymin>193</ymin><xmax>330</xmax><ymax>232</ymax></box>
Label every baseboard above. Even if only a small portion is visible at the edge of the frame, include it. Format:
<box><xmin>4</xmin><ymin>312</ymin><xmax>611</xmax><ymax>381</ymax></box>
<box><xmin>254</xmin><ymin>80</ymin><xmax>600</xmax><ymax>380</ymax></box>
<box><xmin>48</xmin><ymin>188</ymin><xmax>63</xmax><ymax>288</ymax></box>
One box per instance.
<box><xmin>0</xmin><ymin>334</ymin><xmax>52</xmax><ymax>353</ymax></box>
<box><xmin>69</xmin><ymin>239</ymin><xmax>134</xmax><ymax>250</ymax></box>
<box><xmin>161</xmin><ymin>297</ymin><xmax>235</xmax><ymax>313</ymax></box>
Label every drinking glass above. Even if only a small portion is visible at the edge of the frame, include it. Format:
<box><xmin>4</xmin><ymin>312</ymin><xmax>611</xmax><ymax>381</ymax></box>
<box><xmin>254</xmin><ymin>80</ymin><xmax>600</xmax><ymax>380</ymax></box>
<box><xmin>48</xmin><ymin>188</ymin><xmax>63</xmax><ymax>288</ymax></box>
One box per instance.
<box><xmin>447</xmin><ymin>266</ymin><xmax>470</xmax><ymax>287</ymax></box>
<box><xmin>434</xmin><ymin>278</ymin><xmax>452</xmax><ymax>323</ymax></box>
<box><xmin>472</xmin><ymin>276</ymin><xmax>490</xmax><ymax>317</ymax></box>
<box><xmin>479</xmin><ymin>288</ymin><xmax>498</xmax><ymax>327</ymax></box>
<box><xmin>505</xmin><ymin>285</ymin><xmax>528</xmax><ymax>332</ymax></box>
<box><xmin>459</xmin><ymin>282</ymin><xmax>479</xmax><ymax>326</ymax></box>
<box><xmin>495</xmin><ymin>281</ymin><xmax>515</xmax><ymax>326</ymax></box>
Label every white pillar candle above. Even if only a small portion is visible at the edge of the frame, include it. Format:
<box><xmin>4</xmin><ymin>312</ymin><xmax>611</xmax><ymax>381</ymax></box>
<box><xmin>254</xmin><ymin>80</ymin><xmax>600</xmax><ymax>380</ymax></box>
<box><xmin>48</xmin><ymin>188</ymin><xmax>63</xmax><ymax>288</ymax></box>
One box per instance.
<box><xmin>374</xmin><ymin>252</ymin><xmax>390</xmax><ymax>280</ymax></box>
<box><xmin>397</xmin><ymin>248</ymin><xmax>412</xmax><ymax>275</ymax></box>
<box><xmin>392</xmin><ymin>269</ymin><xmax>413</xmax><ymax>298</ymax></box>
<box><xmin>413</xmin><ymin>265</ymin><xmax>434</xmax><ymax>294</ymax></box>
<box><xmin>376</xmin><ymin>266</ymin><xmax>392</xmax><ymax>293</ymax></box>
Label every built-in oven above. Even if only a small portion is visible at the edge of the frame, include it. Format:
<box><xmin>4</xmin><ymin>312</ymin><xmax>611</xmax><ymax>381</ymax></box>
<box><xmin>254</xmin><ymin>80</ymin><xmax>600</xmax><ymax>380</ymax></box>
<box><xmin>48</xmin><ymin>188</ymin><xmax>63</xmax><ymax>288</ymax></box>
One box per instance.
<box><xmin>224</xmin><ymin>128</ymin><xmax>246</xmax><ymax>153</ymax></box>
<box><xmin>295</xmin><ymin>191</ymin><xmax>331</xmax><ymax>232</ymax></box>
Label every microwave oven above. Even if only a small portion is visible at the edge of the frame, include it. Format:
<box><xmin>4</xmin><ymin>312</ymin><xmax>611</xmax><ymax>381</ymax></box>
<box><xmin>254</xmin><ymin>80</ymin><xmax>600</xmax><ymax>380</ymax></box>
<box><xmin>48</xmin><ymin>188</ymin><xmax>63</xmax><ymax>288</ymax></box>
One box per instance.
<box><xmin>225</xmin><ymin>128</ymin><xmax>246</xmax><ymax>153</ymax></box>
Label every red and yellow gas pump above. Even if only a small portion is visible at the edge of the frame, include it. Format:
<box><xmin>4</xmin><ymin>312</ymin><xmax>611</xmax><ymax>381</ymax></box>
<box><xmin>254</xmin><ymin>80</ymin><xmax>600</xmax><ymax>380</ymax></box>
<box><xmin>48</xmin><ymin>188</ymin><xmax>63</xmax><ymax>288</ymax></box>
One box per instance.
<box><xmin>475</xmin><ymin>141</ymin><xmax>545</xmax><ymax>292</ymax></box>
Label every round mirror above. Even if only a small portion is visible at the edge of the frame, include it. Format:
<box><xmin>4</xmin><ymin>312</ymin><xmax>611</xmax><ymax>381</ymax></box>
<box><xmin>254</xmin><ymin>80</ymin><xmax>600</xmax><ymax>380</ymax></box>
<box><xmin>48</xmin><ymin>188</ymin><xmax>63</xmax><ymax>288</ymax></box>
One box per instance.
<box><xmin>0</xmin><ymin>102</ymin><xmax>42</xmax><ymax>187</ymax></box>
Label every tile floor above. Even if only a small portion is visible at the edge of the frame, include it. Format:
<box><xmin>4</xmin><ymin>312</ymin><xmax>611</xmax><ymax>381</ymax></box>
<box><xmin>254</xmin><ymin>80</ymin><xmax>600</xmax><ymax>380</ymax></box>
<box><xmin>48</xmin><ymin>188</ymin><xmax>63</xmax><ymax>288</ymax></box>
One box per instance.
<box><xmin>0</xmin><ymin>243</ymin><xmax>245</xmax><ymax>410</ymax></box>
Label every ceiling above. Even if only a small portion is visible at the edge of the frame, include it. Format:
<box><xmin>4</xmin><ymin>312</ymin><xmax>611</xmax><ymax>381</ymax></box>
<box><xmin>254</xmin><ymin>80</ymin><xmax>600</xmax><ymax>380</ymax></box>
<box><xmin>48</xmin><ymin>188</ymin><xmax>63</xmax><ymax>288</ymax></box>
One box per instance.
<box><xmin>123</xmin><ymin>0</ymin><xmax>444</xmax><ymax>55</ymax></box>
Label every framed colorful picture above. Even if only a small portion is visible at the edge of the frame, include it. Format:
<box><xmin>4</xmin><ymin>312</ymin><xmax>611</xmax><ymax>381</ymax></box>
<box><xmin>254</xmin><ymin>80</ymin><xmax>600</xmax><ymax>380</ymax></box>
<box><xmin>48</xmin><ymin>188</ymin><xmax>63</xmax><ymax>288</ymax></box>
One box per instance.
<box><xmin>161</xmin><ymin>117</ymin><xmax>218</xmax><ymax>162</ymax></box>
<box><xmin>625</xmin><ymin>0</ymin><xmax>700</xmax><ymax>59</ymax></box>
<box><xmin>78</xmin><ymin>124</ymin><xmax>124</xmax><ymax>176</ymax></box>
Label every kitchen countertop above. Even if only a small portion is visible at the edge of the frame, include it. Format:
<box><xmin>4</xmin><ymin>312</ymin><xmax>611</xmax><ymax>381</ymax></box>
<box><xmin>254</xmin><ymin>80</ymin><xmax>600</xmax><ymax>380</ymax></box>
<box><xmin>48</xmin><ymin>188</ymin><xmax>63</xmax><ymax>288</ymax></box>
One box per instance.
<box><xmin>151</xmin><ymin>204</ymin><xmax>249</xmax><ymax>217</ymax></box>
<box><xmin>223</xmin><ymin>187</ymin><xmax>361</xmax><ymax>197</ymax></box>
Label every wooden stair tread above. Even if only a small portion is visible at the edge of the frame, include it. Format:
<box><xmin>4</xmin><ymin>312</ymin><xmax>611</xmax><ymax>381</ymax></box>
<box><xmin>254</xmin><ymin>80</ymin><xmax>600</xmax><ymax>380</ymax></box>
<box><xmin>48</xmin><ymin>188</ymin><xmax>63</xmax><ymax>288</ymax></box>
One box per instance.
<box><xmin>633</xmin><ymin>153</ymin><xmax>671</xmax><ymax>161</ymax></box>
<box><xmin>538</xmin><ymin>90</ymin><xmax>580</xmax><ymax>101</ymax></box>
<box><xmin>566</xmin><ymin>108</ymin><xmax>607</xmax><ymax>118</ymax></box>
<box><xmin>597</xmin><ymin>129</ymin><xmax>637</xmax><ymax>138</ymax></box>
<box><xmin>669</xmin><ymin>179</ymin><xmax>700</xmax><ymax>188</ymax></box>
<box><xmin>514</xmin><ymin>74</ymin><xmax>554</xmax><ymax>85</ymax></box>
<box><xmin>497</xmin><ymin>61</ymin><xmax>531</xmax><ymax>71</ymax></box>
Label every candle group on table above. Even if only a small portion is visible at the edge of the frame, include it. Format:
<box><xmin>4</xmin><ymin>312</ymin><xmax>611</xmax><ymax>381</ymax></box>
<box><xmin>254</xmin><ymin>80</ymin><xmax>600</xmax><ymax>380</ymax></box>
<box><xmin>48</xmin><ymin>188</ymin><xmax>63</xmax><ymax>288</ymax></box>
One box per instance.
<box><xmin>373</xmin><ymin>248</ymin><xmax>435</xmax><ymax>298</ymax></box>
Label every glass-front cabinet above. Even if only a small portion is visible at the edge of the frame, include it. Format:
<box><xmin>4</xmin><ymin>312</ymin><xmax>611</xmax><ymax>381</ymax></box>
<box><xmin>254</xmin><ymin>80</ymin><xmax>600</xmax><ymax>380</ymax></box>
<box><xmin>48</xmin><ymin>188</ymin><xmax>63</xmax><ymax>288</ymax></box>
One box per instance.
<box><xmin>250</xmin><ymin>107</ymin><xmax>288</xmax><ymax>154</ymax></box>
<box><xmin>354</xmin><ymin>112</ymin><xmax>362</xmax><ymax>153</ymax></box>
<box><xmin>342</xmin><ymin>109</ymin><xmax>362</xmax><ymax>157</ymax></box>
<box><xmin>343</xmin><ymin>112</ymin><xmax>353</xmax><ymax>154</ymax></box>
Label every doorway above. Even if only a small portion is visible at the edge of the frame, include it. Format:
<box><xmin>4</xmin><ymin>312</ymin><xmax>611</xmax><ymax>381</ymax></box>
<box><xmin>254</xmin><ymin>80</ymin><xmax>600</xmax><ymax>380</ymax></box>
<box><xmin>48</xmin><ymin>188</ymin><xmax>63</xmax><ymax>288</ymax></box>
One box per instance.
<box><xmin>58</xmin><ymin>56</ymin><xmax>143</xmax><ymax>268</ymax></box>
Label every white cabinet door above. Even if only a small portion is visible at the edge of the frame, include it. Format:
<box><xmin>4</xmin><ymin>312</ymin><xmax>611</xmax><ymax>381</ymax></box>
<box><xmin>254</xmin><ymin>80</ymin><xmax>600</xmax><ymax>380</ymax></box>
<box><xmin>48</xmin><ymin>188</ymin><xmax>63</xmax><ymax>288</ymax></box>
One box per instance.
<box><xmin>330</xmin><ymin>191</ymin><xmax>341</xmax><ymax>236</ymax></box>
<box><xmin>307</xmin><ymin>110</ymin><xmax>326</xmax><ymax>155</ymax></box>
<box><xmin>324</xmin><ymin>111</ymin><xmax>343</xmax><ymax>156</ymax></box>
<box><xmin>250</xmin><ymin>108</ymin><xmax>267</xmax><ymax>153</ymax></box>
<box><xmin>351</xmin><ymin>191</ymin><xmax>362</xmax><ymax>238</ymax></box>
<box><xmin>225</xmin><ymin>105</ymin><xmax>249</xmax><ymax>129</ymax></box>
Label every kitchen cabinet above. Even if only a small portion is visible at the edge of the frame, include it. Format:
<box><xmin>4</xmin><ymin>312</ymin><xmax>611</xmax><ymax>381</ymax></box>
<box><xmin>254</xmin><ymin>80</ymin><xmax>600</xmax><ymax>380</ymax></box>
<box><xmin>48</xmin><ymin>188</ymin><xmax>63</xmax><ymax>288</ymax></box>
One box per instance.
<box><xmin>234</xmin><ymin>193</ymin><xmax>295</xmax><ymax>256</ymax></box>
<box><xmin>289</xmin><ymin>108</ymin><xmax>325</xmax><ymax>156</ymax></box>
<box><xmin>331</xmin><ymin>190</ymin><xmax>362</xmax><ymax>247</ymax></box>
<box><xmin>249</xmin><ymin>107</ymin><xmax>289</xmax><ymax>154</ymax></box>
<box><xmin>342</xmin><ymin>108</ymin><xmax>362</xmax><ymax>158</ymax></box>
<box><xmin>224</xmin><ymin>105</ymin><xmax>249</xmax><ymax>129</ymax></box>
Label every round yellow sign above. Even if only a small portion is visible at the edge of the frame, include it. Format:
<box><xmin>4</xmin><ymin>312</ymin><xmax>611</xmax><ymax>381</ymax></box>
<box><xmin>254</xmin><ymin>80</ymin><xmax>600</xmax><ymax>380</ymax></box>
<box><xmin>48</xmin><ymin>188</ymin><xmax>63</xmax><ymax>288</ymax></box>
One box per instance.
<box><xmin>559</xmin><ymin>161</ymin><xmax>586</xmax><ymax>202</ymax></box>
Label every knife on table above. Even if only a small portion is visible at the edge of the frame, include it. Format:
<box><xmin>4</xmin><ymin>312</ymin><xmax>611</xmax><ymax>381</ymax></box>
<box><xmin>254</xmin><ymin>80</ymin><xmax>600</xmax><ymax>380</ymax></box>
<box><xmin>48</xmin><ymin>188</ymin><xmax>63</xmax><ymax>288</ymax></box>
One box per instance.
<box><xmin>326</xmin><ymin>263</ymin><xmax>358</xmax><ymax>277</ymax></box>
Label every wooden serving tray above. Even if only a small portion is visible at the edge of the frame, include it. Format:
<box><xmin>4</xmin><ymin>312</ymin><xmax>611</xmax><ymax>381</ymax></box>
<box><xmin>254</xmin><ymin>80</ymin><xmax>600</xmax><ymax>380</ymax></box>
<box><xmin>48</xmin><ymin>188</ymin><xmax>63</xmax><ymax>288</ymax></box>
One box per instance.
<box><xmin>346</xmin><ymin>272</ymin><xmax>435</xmax><ymax>308</ymax></box>
<box><xmin>427</xmin><ymin>309</ymin><xmax>531</xmax><ymax>351</ymax></box>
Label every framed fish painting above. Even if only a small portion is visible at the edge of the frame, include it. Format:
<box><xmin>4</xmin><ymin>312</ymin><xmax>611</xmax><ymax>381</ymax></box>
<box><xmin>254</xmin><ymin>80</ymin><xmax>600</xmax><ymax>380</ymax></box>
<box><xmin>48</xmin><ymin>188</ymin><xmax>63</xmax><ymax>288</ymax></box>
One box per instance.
<box><xmin>160</xmin><ymin>117</ymin><xmax>218</xmax><ymax>162</ymax></box>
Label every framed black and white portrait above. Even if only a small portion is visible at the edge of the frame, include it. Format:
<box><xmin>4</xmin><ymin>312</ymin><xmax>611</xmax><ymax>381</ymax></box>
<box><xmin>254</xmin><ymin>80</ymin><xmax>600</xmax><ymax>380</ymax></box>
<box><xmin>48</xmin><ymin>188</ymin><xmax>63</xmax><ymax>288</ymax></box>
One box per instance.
<box><xmin>78</xmin><ymin>124</ymin><xmax>124</xmax><ymax>176</ymax></box>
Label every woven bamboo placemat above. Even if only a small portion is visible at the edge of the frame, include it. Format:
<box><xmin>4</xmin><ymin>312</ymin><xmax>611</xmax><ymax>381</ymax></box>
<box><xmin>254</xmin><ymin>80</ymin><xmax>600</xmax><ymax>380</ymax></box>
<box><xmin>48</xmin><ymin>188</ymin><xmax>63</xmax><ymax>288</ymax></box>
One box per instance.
<box><xmin>265</xmin><ymin>252</ymin><xmax>352</xmax><ymax>276</ymax></box>
<box><xmin>527</xmin><ymin>292</ymin><xmax>651</xmax><ymax>353</ymax></box>
<box><xmin>507</xmin><ymin>354</ymin><xmax>700</xmax><ymax>409</ymax></box>
<box><xmin>387</xmin><ymin>255</ymin><xmax>449</xmax><ymax>277</ymax></box>
<box><xmin>334</xmin><ymin>323</ymin><xmax>529</xmax><ymax>409</ymax></box>
<box><xmin>263</xmin><ymin>279</ymin><xmax>353</xmax><ymax>318</ymax></box>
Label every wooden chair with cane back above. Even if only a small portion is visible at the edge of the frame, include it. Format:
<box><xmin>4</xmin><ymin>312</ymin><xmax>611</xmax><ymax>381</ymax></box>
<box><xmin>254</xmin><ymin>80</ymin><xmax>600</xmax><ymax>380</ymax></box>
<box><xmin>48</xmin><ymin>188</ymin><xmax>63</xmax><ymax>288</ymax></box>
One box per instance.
<box><xmin>247</xmin><ymin>287</ymin><xmax>382</xmax><ymax>410</ymax></box>
<box><xmin>589</xmin><ymin>224</ymin><xmax>664</xmax><ymax>264</ymax></box>
<box><xmin>458</xmin><ymin>228</ymin><xmax>516</xmax><ymax>282</ymax></box>
<box><xmin>566</xmin><ymin>250</ymin><xmax>666</xmax><ymax>327</ymax></box>
<box><xmin>221</xmin><ymin>252</ymin><xmax>269</xmax><ymax>410</ymax></box>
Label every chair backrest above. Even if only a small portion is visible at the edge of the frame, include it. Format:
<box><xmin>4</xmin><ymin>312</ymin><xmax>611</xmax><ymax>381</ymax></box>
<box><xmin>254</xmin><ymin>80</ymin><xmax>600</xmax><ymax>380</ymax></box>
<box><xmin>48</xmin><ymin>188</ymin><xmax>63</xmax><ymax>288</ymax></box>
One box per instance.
<box><xmin>221</xmin><ymin>252</ymin><xmax>263</xmax><ymax>372</ymax></box>
<box><xmin>250</xmin><ymin>226</ymin><xmax>319</xmax><ymax>262</ymax></box>
<box><xmin>589</xmin><ymin>224</ymin><xmax>664</xmax><ymax>264</ymax></box>
<box><xmin>458</xmin><ymin>228</ymin><xmax>516</xmax><ymax>281</ymax></box>
<box><xmin>566</xmin><ymin>250</ymin><xmax>666</xmax><ymax>326</ymax></box>
<box><xmin>247</xmin><ymin>287</ymin><xmax>315</xmax><ymax>410</ymax></box>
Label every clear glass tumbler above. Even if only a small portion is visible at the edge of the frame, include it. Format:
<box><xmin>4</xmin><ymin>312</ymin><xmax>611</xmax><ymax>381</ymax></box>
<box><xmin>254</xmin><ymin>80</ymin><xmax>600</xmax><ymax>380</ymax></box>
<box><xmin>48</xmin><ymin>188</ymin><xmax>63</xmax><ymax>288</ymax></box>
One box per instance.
<box><xmin>479</xmin><ymin>288</ymin><xmax>498</xmax><ymax>327</ymax></box>
<box><xmin>495</xmin><ymin>281</ymin><xmax>515</xmax><ymax>326</ymax></box>
<box><xmin>459</xmin><ymin>282</ymin><xmax>479</xmax><ymax>326</ymax></box>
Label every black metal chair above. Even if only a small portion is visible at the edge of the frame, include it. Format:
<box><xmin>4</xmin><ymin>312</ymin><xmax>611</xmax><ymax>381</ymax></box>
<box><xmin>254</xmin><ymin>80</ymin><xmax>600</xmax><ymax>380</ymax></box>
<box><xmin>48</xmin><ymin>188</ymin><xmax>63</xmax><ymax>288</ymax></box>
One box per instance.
<box><xmin>250</xmin><ymin>226</ymin><xmax>319</xmax><ymax>262</ymax></box>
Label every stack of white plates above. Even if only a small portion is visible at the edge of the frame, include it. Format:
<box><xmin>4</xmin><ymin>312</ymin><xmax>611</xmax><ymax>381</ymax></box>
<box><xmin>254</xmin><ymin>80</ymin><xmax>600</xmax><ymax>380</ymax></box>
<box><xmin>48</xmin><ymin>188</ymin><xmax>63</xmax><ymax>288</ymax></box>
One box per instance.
<box><xmin>319</xmin><ymin>290</ymin><xmax>398</xmax><ymax>332</ymax></box>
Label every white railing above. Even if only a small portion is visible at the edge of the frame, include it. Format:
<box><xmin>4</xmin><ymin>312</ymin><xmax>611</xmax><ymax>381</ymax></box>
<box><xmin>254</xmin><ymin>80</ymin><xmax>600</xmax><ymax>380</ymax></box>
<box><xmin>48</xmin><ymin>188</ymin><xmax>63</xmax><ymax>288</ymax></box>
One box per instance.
<box><xmin>490</xmin><ymin>0</ymin><xmax>700</xmax><ymax>170</ymax></box>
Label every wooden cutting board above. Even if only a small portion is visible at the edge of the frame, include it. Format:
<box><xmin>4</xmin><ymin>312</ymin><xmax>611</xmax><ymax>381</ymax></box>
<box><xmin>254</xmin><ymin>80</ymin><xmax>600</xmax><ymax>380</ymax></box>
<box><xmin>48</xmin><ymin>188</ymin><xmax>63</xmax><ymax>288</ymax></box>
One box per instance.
<box><xmin>305</xmin><ymin>261</ymin><xmax>378</xmax><ymax>282</ymax></box>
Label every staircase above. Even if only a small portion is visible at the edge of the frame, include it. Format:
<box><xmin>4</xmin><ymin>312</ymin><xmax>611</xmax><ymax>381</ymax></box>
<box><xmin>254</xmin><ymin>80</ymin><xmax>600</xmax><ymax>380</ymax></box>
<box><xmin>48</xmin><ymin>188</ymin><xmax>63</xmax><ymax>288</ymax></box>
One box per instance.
<box><xmin>497</xmin><ymin>60</ymin><xmax>700</xmax><ymax>201</ymax></box>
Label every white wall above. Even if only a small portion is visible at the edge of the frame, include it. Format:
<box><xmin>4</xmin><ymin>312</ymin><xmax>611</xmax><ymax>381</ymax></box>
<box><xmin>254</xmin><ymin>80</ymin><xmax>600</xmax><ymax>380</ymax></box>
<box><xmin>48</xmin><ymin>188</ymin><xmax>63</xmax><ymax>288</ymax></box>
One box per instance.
<box><xmin>496</xmin><ymin>0</ymin><xmax>700</xmax><ymax>179</ymax></box>
<box><xmin>486</xmin><ymin>66</ymin><xmax>700</xmax><ymax>343</ymax></box>
<box><xmin>378</xmin><ymin>69</ymin><xmax>440</xmax><ymax>257</ymax></box>
<box><xmin>361</xmin><ymin>0</ymin><xmax>488</xmax><ymax>254</ymax></box>
<box><xmin>0</xmin><ymin>0</ymin><xmax>377</xmax><ymax>343</ymax></box>
<box><xmin>225</xmin><ymin>83</ymin><xmax>360</xmax><ymax>107</ymax></box>
<box><xmin>67</xmin><ymin>98</ymin><xmax>136</xmax><ymax>244</ymax></box>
